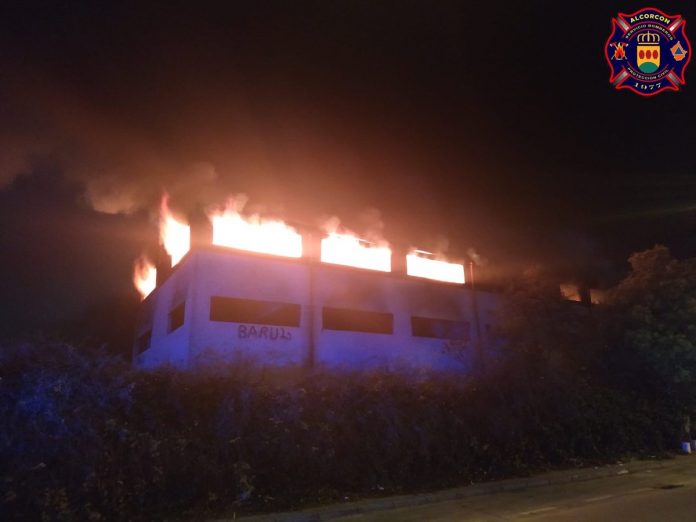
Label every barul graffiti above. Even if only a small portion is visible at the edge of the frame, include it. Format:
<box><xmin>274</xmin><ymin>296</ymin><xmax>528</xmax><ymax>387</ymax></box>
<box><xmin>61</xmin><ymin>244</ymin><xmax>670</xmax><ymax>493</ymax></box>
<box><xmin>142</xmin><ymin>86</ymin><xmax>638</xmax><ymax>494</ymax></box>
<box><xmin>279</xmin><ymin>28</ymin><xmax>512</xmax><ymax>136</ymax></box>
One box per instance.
<box><xmin>238</xmin><ymin>325</ymin><xmax>293</xmax><ymax>340</ymax></box>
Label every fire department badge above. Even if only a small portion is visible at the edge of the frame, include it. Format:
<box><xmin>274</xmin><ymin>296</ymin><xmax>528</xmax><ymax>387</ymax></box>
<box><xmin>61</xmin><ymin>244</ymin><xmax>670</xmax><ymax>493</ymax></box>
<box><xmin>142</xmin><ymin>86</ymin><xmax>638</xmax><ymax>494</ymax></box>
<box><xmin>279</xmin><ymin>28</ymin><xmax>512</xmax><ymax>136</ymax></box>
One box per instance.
<box><xmin>605</xmin><ymin>7</ymin><xmax>691</xmax><ymax>96</ymax></box>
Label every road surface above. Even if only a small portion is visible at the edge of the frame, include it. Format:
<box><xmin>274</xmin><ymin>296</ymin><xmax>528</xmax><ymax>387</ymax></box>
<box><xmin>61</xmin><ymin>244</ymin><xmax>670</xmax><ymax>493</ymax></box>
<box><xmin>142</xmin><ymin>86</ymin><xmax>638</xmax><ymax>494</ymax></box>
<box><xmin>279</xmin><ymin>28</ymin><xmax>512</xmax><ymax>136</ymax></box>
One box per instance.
<box><xmin>340</xmin><ymin>458</ymin><xmax>696</xmax><ymax>522</ymax></box>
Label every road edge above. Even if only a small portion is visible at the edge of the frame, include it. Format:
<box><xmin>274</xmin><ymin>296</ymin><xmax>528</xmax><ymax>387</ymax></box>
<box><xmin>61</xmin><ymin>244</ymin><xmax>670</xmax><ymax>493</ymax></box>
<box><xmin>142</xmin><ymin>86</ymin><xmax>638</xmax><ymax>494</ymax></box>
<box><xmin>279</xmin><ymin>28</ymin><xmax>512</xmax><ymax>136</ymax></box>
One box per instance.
<box><xmin>217</xmin><ymin>456</ymin><xmax>682</xmax><ymax>522</ymax></box>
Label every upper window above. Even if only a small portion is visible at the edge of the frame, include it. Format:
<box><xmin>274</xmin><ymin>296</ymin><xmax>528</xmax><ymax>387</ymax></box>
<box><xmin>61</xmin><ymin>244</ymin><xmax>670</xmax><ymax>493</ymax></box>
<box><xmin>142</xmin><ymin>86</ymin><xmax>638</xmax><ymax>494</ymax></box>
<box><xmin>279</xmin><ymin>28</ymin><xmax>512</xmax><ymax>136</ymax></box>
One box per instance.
<box><xmin>135</xmin><ymin>330</ymin><xmax>151</xmax><ymax>354</ymax></box>
<box><xmin>168</xmin><ymin>303</ymin><xmax>185</xmax><ymax>332</ymax></box>
<box><xmin>322</xmin><ymin>307</ymin><xmax>393</xmax><ymax>334</ymax></box>
<box><xmin>210</xmin><ymin>296</ymin><xmax>301</xmax><ymax>327</ymax></box>
<box><xmin>411</xmin><ymin>316</ymin><xmax>470</xmax><ymax>340</ymax></box>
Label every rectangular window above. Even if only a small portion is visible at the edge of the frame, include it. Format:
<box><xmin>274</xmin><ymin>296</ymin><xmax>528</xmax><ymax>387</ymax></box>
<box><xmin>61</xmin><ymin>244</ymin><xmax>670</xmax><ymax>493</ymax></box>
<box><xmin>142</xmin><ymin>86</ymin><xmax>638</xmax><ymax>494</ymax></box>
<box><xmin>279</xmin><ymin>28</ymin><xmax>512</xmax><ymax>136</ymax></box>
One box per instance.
<box><xmin>135</xmin><ymin>330</ymin><xmax>151</xmax><ymax>354</ymax></box>
<box><xmin>210</xmin><ymin>296</ymin><xmax>301</xmax><ymax>327</ymax></box>
<box><xmin>411</xmin><ymin>316</ymin><xmax>470</xmax><ymax>340</ymax></box>
<box><xmin>322</xmin><ymin>307</ymin><xmax>393</xmax><ymax>334</ymax></box>
<box><xmin>168</xmin><ymin>303</ymin><xmax>185</xmax><ymax>332</ymax></box>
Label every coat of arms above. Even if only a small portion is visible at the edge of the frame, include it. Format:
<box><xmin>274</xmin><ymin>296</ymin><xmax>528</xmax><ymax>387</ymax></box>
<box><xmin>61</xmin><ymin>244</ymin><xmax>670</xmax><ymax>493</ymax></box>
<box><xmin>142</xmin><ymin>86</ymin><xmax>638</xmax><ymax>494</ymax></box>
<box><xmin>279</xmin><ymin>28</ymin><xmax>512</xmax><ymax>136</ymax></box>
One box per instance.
<box><xmin>605</xmin><ymin>8</ymin><xmax>690</xmax><ymax>95</ymax></box>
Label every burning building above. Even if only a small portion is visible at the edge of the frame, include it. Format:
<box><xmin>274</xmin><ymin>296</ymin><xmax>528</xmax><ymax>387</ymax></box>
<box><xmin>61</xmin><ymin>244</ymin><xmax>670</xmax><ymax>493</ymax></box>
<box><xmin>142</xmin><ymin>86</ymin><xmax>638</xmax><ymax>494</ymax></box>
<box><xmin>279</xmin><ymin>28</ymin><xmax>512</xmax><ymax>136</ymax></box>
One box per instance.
<box><xmin>133</xmin><ymin>196</ymin><xmax>498</xmax><ymax>372</ymax></box>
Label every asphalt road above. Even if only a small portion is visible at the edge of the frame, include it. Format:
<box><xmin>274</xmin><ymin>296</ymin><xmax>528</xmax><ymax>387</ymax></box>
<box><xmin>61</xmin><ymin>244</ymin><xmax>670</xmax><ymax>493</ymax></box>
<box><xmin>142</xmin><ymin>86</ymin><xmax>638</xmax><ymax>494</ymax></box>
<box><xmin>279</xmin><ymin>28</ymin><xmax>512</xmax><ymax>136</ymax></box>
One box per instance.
<box><xmin>340</xmin><ymin>458</ymin><xmax>696</xmax><ymax>522</ymax></box>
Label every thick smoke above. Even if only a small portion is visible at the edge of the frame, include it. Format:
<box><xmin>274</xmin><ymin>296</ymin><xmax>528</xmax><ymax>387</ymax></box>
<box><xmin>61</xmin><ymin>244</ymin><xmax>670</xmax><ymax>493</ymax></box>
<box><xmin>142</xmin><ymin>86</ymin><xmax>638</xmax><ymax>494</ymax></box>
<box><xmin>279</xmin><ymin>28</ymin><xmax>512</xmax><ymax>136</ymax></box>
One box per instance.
<box><xmin>319</xmin><ymin>207</ymin><xmax>390</xmax><ymax>246</ymax></box>
<box><xmin>0</xmin><ymin>66</ymin><xmax>443</xmax><ymax>230</ymax></box>
<box><xmin>0</xmin><ymin>2</ymin><xmax>501</xmax><ymax>269</ymax></box>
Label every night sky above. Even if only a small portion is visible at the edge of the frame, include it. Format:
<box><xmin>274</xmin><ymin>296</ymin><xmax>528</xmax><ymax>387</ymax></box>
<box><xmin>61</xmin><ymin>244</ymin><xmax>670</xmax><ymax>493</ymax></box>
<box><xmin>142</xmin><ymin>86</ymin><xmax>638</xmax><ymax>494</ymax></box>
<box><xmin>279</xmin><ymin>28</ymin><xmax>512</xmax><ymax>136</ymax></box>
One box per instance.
<box><xmin>1</xmin><ymin>1</ymin><xmax>694</xmax><ymax>347</ymax></box>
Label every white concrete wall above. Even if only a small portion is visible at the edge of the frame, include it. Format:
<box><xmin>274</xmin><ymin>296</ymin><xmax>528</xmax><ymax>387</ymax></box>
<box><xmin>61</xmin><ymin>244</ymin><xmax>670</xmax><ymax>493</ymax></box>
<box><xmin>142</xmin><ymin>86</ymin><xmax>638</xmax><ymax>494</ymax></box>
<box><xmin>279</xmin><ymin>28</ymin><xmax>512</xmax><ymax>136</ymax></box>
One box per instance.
<box><xmin>187</xmin><ymin>249</ymin><xmax>310</xmax><ymax>367</ymax></box>
<box><xmin>134</xmin><ymin>247</ymin><xmax>499</xmax><ymax>373</ymax></box>
<box><xmin>134</xmin><ymin>258</ymin><xmax>195</xmax><ymax>369</ymax></box>
<box><xmin>312</xmin><ymin>266</ymin><xmax>475</xmax><ymax>372</ymax></box>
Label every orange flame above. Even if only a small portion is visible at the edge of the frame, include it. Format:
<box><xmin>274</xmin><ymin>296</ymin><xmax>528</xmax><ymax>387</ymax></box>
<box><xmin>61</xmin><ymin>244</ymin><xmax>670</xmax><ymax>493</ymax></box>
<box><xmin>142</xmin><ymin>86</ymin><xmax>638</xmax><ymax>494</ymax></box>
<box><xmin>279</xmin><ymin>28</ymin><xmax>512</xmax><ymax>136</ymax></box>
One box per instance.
<box><xmin>160</xmin><ymin>194</ymin><xmax>190</xmax><ymax>266</ymax></box>
<box><xmin>320</xmin><ymin>231</ymin><xmax>392</xmax><ymax>272</ymax></box>
<box><xmin>406</xmin><ymin>250</ymin><xmax>465</xmax><ymax>284</ymax></box>
<box><xmin>208</xmin><ymin>195</ymin><xmax>303</xmax><ymax>258</ymax></box>
<box><xmin>133</xmin><ymin>255</ymin><xmax>157</xmax><ymax>299</ymax></box>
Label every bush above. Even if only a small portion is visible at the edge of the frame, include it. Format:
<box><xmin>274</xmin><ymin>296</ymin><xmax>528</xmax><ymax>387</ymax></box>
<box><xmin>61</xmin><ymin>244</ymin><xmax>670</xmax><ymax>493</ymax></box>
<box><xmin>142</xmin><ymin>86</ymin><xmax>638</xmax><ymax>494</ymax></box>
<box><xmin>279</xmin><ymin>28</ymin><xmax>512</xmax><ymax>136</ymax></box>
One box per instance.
<box><xmin>0</xmin><ymin>340</ymin><xmax>685</xmax><ymax>520</ymax></box>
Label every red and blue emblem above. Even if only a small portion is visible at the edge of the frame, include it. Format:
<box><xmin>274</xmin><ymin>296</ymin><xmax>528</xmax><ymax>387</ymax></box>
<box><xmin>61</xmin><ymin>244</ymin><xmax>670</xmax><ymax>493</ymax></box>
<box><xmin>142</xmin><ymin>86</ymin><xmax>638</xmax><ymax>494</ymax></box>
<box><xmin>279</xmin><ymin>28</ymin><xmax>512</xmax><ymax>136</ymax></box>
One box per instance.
<box><xmin>605</xmin><ymin>7</ymin><xmax>691</xmax><ymax>96</ymax></box>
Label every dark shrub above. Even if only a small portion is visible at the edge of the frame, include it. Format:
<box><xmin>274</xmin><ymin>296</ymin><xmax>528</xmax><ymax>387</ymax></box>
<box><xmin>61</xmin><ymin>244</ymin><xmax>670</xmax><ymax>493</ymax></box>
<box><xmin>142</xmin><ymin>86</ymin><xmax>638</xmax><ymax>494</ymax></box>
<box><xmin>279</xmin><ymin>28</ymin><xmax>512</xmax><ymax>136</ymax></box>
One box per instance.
<box><xmin>0</xmin><ymin>340</ymin><xmax>685</xmax><ymax>520</ymax></box>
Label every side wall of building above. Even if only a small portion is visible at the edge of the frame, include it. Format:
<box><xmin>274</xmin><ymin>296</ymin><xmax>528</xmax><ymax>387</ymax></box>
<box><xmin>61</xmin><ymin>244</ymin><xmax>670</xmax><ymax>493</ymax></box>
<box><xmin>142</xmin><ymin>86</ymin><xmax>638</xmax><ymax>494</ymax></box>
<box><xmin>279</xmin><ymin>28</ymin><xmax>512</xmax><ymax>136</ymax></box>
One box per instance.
<box><xmin>134</xmin><ymin>260</ymin><xmax>194</xmax><ymax>369</ymax></box>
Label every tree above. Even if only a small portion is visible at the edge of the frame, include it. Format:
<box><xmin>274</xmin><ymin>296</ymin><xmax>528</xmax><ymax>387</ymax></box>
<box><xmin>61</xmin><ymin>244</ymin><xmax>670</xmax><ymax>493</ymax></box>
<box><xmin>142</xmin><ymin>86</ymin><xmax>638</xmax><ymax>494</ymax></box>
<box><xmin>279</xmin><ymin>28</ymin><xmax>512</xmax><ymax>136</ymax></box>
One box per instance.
<box><xmin>497</xmin><ymin>267</ymin><xmax>602</xmax><ymax>375</ymax></box>
<box><xmin>604</xmin><ymin>246</ymin><xmax>696</xmax><ymax>436</ymax></box>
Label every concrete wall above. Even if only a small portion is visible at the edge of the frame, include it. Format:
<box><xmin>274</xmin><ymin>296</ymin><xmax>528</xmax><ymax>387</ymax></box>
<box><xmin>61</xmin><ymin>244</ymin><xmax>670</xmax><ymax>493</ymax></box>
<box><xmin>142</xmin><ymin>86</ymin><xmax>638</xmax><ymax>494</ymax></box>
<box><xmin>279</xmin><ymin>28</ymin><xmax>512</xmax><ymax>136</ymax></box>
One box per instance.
<box><xmin>134</xmin><ymin>258</ymin><xmax>194</xmax><ymax>369</ymax></box>
<box><xmin>135</xmin><ymin>247</ymin><xmax>499</xmax><ymax>373</ymax></box>
<box><xmin>188</xmin><ymin>248</ymin><xmax>311</xmax><ymax>367</ymax></box>
<box><xmin>312</xmin><ymin>266</ymin><xmax>498</xmax><ymax>372</ymax></box>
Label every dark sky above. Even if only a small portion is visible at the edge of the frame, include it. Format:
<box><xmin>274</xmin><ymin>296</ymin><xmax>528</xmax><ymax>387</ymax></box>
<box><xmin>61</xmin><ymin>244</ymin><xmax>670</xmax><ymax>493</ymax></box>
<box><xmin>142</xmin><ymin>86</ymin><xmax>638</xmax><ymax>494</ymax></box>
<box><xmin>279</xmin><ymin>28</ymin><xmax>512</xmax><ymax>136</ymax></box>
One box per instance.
<box><xmin>0</xmin><ymin>1</ymin><xmax>695</xmax><ymax>344</ymax></box>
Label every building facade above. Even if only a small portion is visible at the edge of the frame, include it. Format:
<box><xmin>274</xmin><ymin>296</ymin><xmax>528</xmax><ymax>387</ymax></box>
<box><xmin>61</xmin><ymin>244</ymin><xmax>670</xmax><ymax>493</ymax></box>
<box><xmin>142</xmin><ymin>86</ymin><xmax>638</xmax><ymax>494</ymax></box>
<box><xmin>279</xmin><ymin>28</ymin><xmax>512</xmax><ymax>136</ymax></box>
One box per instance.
<box><xmin>134</xmin><ymin>247</ymin><xmax>498</xmax><ymax>373</ymax></box>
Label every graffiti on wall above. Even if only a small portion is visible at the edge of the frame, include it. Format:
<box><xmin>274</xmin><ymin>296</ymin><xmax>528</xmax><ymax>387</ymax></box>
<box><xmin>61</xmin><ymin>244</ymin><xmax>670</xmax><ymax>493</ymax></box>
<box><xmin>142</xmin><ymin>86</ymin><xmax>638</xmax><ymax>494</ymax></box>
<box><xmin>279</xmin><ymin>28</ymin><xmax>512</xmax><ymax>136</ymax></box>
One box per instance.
<box><xmin>238</xmin><ymin>324</ymin><xmax>293</xmax><ymax>340</ymax></box>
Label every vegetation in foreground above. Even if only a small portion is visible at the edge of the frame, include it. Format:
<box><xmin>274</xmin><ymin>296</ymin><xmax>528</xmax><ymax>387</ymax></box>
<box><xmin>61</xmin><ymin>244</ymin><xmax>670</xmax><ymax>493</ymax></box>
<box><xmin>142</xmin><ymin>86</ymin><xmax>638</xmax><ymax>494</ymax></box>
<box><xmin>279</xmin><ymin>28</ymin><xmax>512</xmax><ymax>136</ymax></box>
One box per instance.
<box><xmin>1</xmin><ymin>246</ymin><xmax>695</xmax><ymax>521</ymax></box>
